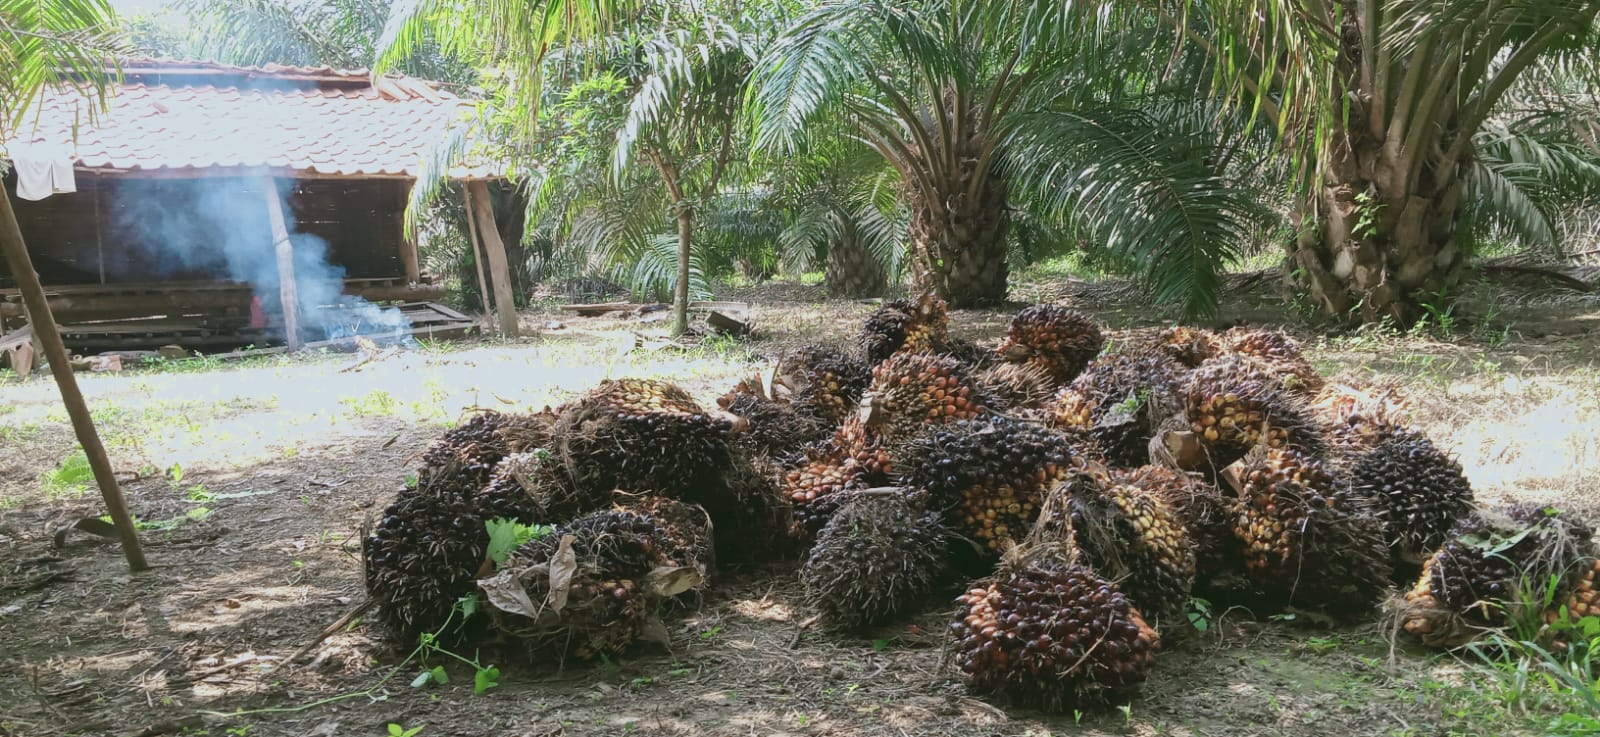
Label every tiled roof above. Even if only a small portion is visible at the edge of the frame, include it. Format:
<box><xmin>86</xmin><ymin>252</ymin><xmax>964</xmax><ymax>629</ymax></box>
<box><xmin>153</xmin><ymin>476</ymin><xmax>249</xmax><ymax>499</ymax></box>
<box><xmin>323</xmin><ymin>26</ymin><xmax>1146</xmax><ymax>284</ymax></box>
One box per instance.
<box><xmin>2</xmin><ymin>61</ymin><xmax>500</xmax><ymax>179</ymax></box>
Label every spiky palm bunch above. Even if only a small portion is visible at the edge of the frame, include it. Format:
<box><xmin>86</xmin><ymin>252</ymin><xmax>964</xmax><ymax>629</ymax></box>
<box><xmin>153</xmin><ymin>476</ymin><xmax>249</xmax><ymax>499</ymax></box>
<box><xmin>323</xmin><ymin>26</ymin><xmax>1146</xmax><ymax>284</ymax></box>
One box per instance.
<box><xmin>802</xmin><ymin>491</ymin><xmax>949</xmax><ymax>629</ymax></box>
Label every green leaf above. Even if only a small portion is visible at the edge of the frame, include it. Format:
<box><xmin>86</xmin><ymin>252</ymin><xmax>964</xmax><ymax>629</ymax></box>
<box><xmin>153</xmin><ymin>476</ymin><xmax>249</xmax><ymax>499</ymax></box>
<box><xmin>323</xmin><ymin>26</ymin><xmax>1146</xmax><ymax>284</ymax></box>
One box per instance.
<box><xmin>388</xmin><ymin>724</ymin><xmax>404</xmax><ymax>737</ymax></box>
<box><xmin>429</xmin><ymin>665</ymin><xmax>449</xmax><ymax>685</ymax></box>
<box><xmin>474</xmin><ymin>665</ymin><xmax>501</xmax><ymax>694</ymax></box>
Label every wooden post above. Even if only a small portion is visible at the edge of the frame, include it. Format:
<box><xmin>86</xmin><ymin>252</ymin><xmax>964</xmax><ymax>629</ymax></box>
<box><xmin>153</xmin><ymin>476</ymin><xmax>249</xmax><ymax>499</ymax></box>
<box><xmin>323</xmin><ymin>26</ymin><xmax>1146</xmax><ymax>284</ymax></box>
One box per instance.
<box><xmin>465</xmin><ymin>181</ymin><xmax>518</xmax><ymax>337</ymax></box>
<box><xmin>398</xmin><ymin>182</ymin><xmax>421</xmax><ymax>284</ymax></box>
<box><xmin>0</xmin><ymin>187</ymin><xmax>147</xmax><ymax>571</ymax></box>
<box><xmin>461</xmin><ymin>190</ymin><xmax>495</xmax><ymax>327</ymax></box>
<box><xmin>263</xmin><ymin>177</ymin><xmax>303</xmax><ymax>351</ymax></box>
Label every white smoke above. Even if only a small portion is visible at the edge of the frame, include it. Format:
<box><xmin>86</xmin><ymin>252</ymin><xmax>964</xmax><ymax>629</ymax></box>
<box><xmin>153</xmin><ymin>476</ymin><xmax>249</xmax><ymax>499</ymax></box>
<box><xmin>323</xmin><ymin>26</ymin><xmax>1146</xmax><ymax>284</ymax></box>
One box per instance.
<box><xmin>108</xmin><ymin>172</ymin><xmax>412</xmax><ymax>346</ymax></box>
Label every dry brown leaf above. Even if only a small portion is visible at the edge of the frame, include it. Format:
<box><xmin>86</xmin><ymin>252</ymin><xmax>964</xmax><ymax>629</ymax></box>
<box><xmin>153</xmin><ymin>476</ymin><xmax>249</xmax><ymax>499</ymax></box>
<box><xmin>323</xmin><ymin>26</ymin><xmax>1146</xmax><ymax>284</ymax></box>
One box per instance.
<box><xmin>547</xmin><ymin>534</ymin><xmax>578</xmax><ymax>613</ymax></box>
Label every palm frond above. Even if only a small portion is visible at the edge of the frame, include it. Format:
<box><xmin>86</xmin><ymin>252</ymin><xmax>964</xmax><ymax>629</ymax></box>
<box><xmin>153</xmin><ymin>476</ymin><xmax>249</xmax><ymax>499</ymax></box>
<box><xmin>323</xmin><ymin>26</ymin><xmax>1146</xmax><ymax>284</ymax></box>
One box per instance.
<box><xmin>0</xmin><ymin>0</ymin><xmax>125</xmax><ymax>131</ymax></box>
<box><xmin>1007</xmin><ymin>105</ymin><xmax>1265</xmax><ymax>320</ymax></box>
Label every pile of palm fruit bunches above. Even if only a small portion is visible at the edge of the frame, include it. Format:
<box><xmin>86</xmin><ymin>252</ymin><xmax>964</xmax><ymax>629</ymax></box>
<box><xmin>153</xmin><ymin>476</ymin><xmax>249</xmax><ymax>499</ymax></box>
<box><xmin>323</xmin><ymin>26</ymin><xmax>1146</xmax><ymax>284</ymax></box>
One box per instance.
<box><xmin>363</xmin><ymin>293</ymin><xmax>1597</xmax><ymax>710</ymax></box>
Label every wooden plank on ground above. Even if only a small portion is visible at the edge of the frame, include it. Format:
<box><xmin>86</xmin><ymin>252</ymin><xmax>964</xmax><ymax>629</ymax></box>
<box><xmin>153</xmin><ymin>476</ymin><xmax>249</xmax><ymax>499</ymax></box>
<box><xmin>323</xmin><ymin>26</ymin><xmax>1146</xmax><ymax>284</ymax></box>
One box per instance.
<box><xmin>561</xmin><ymin>302</ymin><xmax>635</xmax><ymax>316</ymax></box>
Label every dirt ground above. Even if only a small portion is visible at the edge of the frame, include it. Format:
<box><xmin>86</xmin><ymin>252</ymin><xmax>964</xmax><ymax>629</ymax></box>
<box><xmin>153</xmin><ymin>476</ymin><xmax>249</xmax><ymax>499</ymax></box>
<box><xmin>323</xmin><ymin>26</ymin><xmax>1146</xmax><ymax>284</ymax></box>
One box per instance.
<box><xmin>3</xmin><ymin>276</ymin><xmax>1598</xmax><ymax>737</ymax></box>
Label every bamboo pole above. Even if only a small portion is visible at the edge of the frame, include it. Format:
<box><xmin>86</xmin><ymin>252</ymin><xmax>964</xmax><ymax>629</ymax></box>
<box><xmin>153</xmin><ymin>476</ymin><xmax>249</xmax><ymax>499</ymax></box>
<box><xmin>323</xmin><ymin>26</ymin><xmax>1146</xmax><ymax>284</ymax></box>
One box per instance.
<box><xmin>262</xmin><ymin>177</ymin><xmax>303</xmax><ymax>351</ymax></box>
<box><xmin>0</xmin><ymin>188</ymin><xmax>147</xmax><ymax>571</ymax></box>
<box><xmin>465</xmin><ymin>182</ymin><xmax>518</xmax><ymax>337</ymax></box>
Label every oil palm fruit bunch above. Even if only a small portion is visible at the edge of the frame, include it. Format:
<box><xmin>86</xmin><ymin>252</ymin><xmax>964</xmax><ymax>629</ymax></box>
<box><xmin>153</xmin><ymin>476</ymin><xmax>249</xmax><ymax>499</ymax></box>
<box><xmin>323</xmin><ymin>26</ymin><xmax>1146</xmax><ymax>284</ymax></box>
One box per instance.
<box><xmin>944</xmin><ymin>337</ymin><xmax>1002</xmax><ymax>371</ymax></box>
<box><xmin>976</xmin><ymin>361</ymin><xmax>1058</xmax><ymax>413</ymax></box>
<box><xmin>861</xmin><ymin>293</ymin><xmax>950</xmax><ymax>363</ymax></box>
<box><xmin>1402</xmin><ymin>504</ymin><xmax>1595</xmax><ymax>647</ymax></box>
<box><xmin>420</xmin><ymin>410</ymin><xmax>558</xmax><ymax>486</ymax></box>
<box><xmin>482</xmin><ymin>507</ymin><xmax>708</xmax><ymax>659</ymax></box>
<box><xmin>1182</xmin><ymin>355</ymin><xmax>1325</xmax><ymax>468</ymax></box>
<box><xmin>551</xmin><ymin>379</ymin><xmax>734</xmax><ymax>499</ymax></box>
<box><xmin>1151</xmin><ymin>325</ymin><xmax>1224</xmax><ymax>368</ymax></box>
<box><xmin>773</xmin><ymin>345</ymin><xmax>871</xmax><ymax>425</ymax></box>
<box><xmin>998</xmin><ymin>305</ymin><xmax>1105</xmax><ymax>385</ymax></box>
<box><xmin>1233</xmin><ymin>447</ymin><xmax>1389</xmax><ymax>616</ymax></box>
<box><xmin>1345</xmin><ymin>428</ymin><xmax>1474</xmax><ymax>562</ymax></box>
<box><xmin>861</xmin><ymin>300</ymin><xmax>913</xmax><ymax>364</ymax></box>
<box><xmin>893</xmin><ymin>416</ymin><xmax>1078</xmax><ymax>555</ymax></box>
<box><xmin>781</xmin><ymin>417</ymin><xmax>893</xmax><ymax>538</ymax></box>
<box><xmin>1314</xmin><ymin>383</ymin><xmax>1412</xmax><ymax>455</ymax></box>
<box><xmin>364</xmin><ymin>463</ymin><xmax>506</xmax><ymax>644</ymax></box>
<box><xmin>1047</xmin><ymin>352</ymin><xmax>1186</xmax><ymax>467</ymax></box>
<box><xmin>1544</xmin><ymin>558</ymin><xmax>1600</xmax><ymax>648</ymax></box>
<box><xmin>712</xmin><ymin>451</ymin><xmax>795</xmax><ymax>564</ymax></box>
<box><xmin>1122</xmin><ymin>465</ymin><xmax>1239</xmax><ymax>580</ymax></box>
<box><xmin>949</xmin><ymin>545</ymin><xmax>1160</xmax><ymax>711</ymax></box>
<box><xmin>1048</xmin><ymin>469</ymin><xmax>1196</xmax><ymax>627</ymax></box>
<box><xmin>802</xmin><ymin>490</ymin><xmax>949</xmax><ymax>630</ymax></box>
<box><xmin>477</xmin><ymin>449</ymin><xmax>584</xmax><ymax>524</ymax></box>
<box><xmin>618</xmin><ymin>496</ymin><xmax>716</xmax><ymax>585</ymax></box>
<box><xmin>860</xmin><ymin>353</ymin><xmax>990</xmax><ymax>444</ymax></box>
<box><xmin>1223</xmin><ymin>327</ymin><xmax>1324</xmax><ymax>394</ymax></box>
<box><xmin>717</xmin><ymin>377</ymin><xmax>829</xmax><ymax>458</ymax></box>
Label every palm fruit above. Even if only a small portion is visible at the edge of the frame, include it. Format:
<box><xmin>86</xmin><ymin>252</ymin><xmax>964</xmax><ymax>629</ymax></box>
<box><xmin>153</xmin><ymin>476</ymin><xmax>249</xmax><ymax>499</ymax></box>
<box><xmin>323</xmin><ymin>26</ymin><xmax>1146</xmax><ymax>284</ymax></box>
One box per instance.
<box><xmin>950</xmin><ymin>546</ymin><xmax>1160</xmax><ymax>711</ymax></box>
<box><xmin>482</xmin><ymin>506</ymin><xmax>708</xmax><ymax>659</ymax></box>
<box><xmin>1345</xmin><ymin>428</ymin><xmax>1474</xmax><ymax>561</ymax></box>
<box><xmin>861</xmin><ymin>294</ymin><xmax>951</xmax><ymax>363</ymax></box>
<box><xmin>1403</xmin><ymin>504</ymin><xmax>1595</xmax><ymax>647</ymax></box>
<box><xmin>1122</xmin><ymin>465</ymin><xmax>1239</xmax><ymax>580</ymax></box>
<box><xmin>1223</xmin><ymin>327</ymin><xmax>1325</xmax><ymax>395</ymax></box>
<box><xmin>774</xmin><ymin>345</ymin><xmax>871</xmax><ymax>425</ymax></box>
<box><xmin>802</xmin><ymin>490</ymin><xmax>949</xmax><ymax>629</ymax></box>
<box><xmin>975</xmin><ymin>361</ymin><xmax>1056</xmax><ymax>412</ymax></box>
<box><xmin>717</xmin><ymin>377</ymin><xmax>829</xmax><ymax>458</ymax></box>
<box><xmin>1152</xmin><ymin>325</ymin><xmax>1224</xmax><ymax>368</ymax></box>
<box><xmin>363</xmin><ymin>463</ymin><xmax>512</xmax><ymax>644</ymax></box>
<box><xmin>1232</xmin><ymin>447</ymin><xmax>1389</xmax><ymax>616</ymax></box>
<box><xmin>1047</xmin><ymin>352</ymin><xmax>1185</xmax><ymax>467</ymax></box>
<box><xmin>1047</xmin><ymin>469</ymin><xmax>1196</xmax><ymax>627</ymax></box>
<box><xmin>1182</xmin><ymin>355</ymin><xmax>1325</xmax><ymax>468</ymax></box>
<box><xmin>998</xmin><ymin>305</ymin><xmax>1104</xmax><ymax>385</ymax></box>
<box><xmin>550</xmin><ymin>379</ymin><xmax>734</xmax><ymax>499</ymax></box>
<box><xmin>860</xmin><ymin>352</ymin><xmax>990</xmax><ymax>444</ymax></box>
<box><xmin>893</xmin><ymin>416</ymin><xmax>1079</xmax><ymax>555</ymax></box>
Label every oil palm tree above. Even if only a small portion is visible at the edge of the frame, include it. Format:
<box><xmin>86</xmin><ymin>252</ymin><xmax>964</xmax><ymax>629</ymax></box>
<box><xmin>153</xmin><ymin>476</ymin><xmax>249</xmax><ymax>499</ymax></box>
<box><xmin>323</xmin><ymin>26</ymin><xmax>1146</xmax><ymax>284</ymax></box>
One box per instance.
<box><xmin>749</xmin><ymin>0</ymin><xmax>1094</xmax><ymax>307</ymax></box>
<box><xmin>751</xmin><ymin>0</ymin><xmax>1270</xmax><ymax>317</ymax></box>
<box><xmin>1186</xmin><ymin>0</ymin><xmax>1600</xmax><ymax>324</ymax></box>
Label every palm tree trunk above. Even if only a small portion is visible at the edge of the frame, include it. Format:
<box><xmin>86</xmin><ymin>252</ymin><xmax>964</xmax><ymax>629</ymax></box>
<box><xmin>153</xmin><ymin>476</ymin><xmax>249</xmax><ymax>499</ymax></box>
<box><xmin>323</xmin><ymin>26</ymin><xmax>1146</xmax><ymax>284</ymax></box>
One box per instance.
<box><xmin>1291</xmin><ymin>145</ymin><xmax>1466</xmax><ymax>326</ymax></box>
<box><xmin>1290</xmin><ymin>21</ymin><xmax>1468</xmax><ymax>326</ymax></box>
<box><xmin>825</xmin><ymin>218</ymin><xmax>886</xmax><ymax>298</ymax></box>
<box><xmin>672</xmin><ymin>209</ymin><xmax>693</xmax><ymax>337</ymax></box>
<box><xmin>907</xmin><ymin>165</ymin><xmax>1009</xmax><ymax>307</ymax></box>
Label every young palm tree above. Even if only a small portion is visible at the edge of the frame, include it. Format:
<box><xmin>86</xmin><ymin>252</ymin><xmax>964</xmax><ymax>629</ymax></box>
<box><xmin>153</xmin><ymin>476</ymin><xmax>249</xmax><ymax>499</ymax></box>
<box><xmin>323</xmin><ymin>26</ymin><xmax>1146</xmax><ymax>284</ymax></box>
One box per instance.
<box><xmin>1190</xmin><ymin>0</ymin><xmax>1600</xmax><ymax>324</ymax></box>
<box><xmin>749</xmin><ymin>0</ymin><xmax>1090</xmax><ymax>307</ymax></box>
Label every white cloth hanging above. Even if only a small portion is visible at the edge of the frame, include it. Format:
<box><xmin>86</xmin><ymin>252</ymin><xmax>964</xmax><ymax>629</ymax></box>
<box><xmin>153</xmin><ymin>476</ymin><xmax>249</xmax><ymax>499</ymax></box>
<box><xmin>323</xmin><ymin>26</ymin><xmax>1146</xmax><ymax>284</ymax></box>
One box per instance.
<box><xmin>9</xmin><ymin>142</ymin><xmax>77</xmax><ymax>200</ymax></box>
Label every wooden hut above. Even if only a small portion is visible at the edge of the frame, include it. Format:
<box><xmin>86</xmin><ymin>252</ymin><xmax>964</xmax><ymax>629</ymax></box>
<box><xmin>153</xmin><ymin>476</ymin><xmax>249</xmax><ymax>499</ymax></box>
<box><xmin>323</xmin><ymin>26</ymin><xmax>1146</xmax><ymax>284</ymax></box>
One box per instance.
<box><xmin>0</xmin><ymin>60</ymin><xmax>510</xmax><ymax>357</ymax></box>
